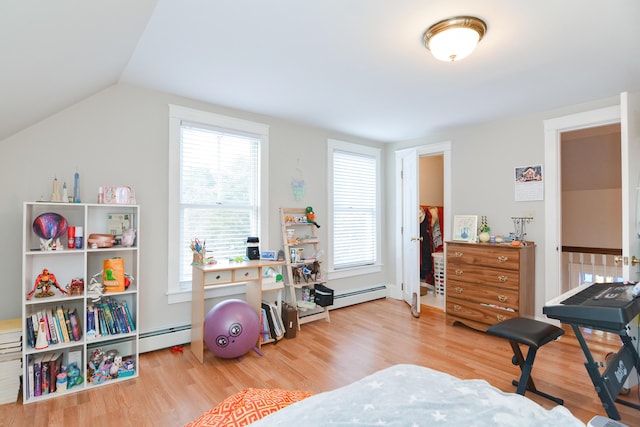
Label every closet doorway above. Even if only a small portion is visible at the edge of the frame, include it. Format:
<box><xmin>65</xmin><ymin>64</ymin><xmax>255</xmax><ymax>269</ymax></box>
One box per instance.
<box><xmin>419</xmin><ymin>155</ymin><xmax>445</xmax><ymax>310</ymax></box>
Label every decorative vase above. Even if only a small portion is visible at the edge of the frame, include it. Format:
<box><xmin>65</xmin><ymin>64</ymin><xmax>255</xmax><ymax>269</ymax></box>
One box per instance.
<box><xmin>479</xmin><ymin>231</ymin><xmax>491</xmax><ymax>243</ymax></box>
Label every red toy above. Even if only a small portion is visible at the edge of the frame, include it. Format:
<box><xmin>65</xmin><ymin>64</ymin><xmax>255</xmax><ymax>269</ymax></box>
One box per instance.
<box><xmin>28</xmin><ymin>268</ymin><xmax>67</xmax><ymax>299</ymax></box>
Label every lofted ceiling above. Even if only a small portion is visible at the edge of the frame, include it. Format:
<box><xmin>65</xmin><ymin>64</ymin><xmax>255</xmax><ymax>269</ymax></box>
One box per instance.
<box><xmin>2</xmin><ymin>1</ymin><xmax>639</xmax><ymax>143</ymax></box>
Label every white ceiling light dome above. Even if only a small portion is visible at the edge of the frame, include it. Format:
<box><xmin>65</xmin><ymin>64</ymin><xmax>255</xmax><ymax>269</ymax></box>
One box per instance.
<box><xmin>423</xmin><ymin>16</ymin><xmax>487</xmax><ymax>62</ymax></box>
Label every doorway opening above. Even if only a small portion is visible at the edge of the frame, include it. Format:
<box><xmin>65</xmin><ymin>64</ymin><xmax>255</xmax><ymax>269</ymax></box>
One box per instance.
<box><xmin>560</xmin><ymin>123</ymin><xmax>622</xmax><ymax>293</ymax></box>
<box><xmin>418</xmin><ymin>154</ymin><xmax>445</xmax><ymax>310</ymax></box>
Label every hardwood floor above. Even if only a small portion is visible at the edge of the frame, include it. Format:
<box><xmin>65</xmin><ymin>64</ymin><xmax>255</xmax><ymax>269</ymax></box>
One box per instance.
<box><xmin>3</xmin><ymin>298</ymin><xmax>640</xmax><ymax>426</ymax></box>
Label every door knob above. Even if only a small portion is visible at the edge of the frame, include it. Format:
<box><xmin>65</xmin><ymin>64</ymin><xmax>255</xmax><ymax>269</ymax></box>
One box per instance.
<box><xmin>633</xmin><ymin>256</ymin><xmax>640</xmax><ymax>266</ymax></box>
<box><xmin>410</xmin><ymin>237</ymin><xmax>423</xmax><ymax>242</ymax></box>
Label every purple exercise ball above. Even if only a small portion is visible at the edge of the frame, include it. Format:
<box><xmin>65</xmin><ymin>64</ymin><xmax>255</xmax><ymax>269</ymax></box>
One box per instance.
<box><xmin>203</xmin><ymin>299</ymin><xmax>260</xmax><ymax>359</ymax></box>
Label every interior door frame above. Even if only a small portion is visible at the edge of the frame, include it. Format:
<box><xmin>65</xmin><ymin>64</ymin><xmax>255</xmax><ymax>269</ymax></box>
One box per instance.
<box><xmin>393</xmin><ymin>142</ymin><xmax>452</xmax><ymax>304</ymax></box>
<box><xmin>543</xmin><ymin>105</ymin><xmax>621</xmax><ymax>307</ymax></box>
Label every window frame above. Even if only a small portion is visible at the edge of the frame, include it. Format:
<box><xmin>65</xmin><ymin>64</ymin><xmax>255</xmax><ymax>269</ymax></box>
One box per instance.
<box><xmin>167</xmin><ymin>105</ymin><xmax>269</xmax><ymax>303</ymax></box>
<box><xmin>327</xmin><ymin>138</ymin><xmax>382</xmax><ymax>279</ymax></box>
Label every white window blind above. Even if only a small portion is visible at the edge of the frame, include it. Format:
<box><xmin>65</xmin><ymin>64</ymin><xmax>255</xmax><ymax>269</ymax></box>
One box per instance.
<box><xmin>178</xmin><ymin>123</ymin><xmax>260</xmax><ymax>286</ymax></box>
<box><xmin>332</xmin><ymin>146</ymin><xmax>378</xmax><ymax>270</ymax></box>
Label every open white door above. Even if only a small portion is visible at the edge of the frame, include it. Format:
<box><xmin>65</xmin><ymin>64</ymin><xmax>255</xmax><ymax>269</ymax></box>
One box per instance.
<box><xmin>399</xmin><ymin>149</ymin><xmax>421</xmax><ymax>314</ymax></box>
<box><xmin>620</xmin><ymin>91</ymin><xmax>640</xmax><ymax>282</ymax></box>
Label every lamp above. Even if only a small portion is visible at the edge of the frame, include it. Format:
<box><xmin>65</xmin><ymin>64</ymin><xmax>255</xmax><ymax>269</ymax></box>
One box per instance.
<box><xmin>423</xmin><ymin>16</ymin><xmax>486</xmax><ymax>62</ymax></box>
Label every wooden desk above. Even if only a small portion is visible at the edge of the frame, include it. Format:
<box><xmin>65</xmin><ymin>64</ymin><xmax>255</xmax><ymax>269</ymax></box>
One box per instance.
<box><xmin>191</xmin><ymin>260</ymin><xmax>285</xmax><ymax>363</ymax></box>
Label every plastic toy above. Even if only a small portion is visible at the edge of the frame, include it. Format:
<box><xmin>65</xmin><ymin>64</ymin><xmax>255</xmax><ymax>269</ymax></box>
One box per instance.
<box><xmin>28</xmin><ymin>268</ymin><xmax>67</xmax><ymax>299</ymax></box>
<box><xmin>203</xmin><ymin>299</ymin><xmax>261</xmax><ymax>360</ymax></box>
<box><xmin>65</xmin><ymin>363</ymin><xmax>83</xmax><ymax>389</ymax></box>
<box><xmin>89</xmin><ymin>356</ymin><xmax>109</xmax><ymax>384</ymax></box>
<box><xmin>66</xmin><ymin>277</ymin><xmax>84</xmax><ymax>296</ymax></box>
<box><xmin>305</xmin><ymin>206</ymin><xmax>320</xmax><ymax>228</ymax></box>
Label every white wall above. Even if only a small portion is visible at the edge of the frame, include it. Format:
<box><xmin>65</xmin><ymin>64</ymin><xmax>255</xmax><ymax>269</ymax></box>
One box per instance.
<box><xmin>0</xmin><ymin>83</ymin><xmax>386</xmax><ymax>332</ymax></box>
<box><xmin>0</xmin><ymin>81</ymin><xmax>622</xmax><ymax>328</ymax></box>
<box><xmin>385</xmin><ymin>96</ymin><xmax>619</xmax><ymax>317</ymax></box>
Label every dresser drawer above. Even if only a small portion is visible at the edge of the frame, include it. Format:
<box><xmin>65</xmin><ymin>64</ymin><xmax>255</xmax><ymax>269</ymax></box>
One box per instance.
<box><xmin>233</xmin><ymin>268</ymin><xmax>260</xmax><ymax>281</ymax></box>
<box><xmin>203</xmin><ymin>269</ymin><xmax>232</xmax><ymax>285</ymax></box>
<box><xmin>447</xmin><ymin>244</ymin><xmax>520</xmax><ymax>270</ymax></box>
<box><xmin>447</xmin><ymin>297</ymin><xmax>517</xmax><ymax>326</ymax></box>
<box><xmin>446</xmin><ymin>264</ymin><xmax>520</xmax><ymax>289</ymax></box>
<box><xmin>447</xmin><ymin>281</ymin><xmax>519</xmax><ymax>311</ymax></box>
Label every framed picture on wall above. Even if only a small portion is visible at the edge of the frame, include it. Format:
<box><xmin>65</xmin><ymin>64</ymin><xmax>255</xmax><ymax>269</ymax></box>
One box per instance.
<box><xmin>452</xmin><ymin>215</ymin><xmax>478</xmax><ymax>242</ymax></box>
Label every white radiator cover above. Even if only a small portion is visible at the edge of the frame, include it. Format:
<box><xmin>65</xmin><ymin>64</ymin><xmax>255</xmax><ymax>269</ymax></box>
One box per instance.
<box><xmin>139</xmin><ymin>284</ymin><xmax>389</xmax><ymax>353</ymax></box>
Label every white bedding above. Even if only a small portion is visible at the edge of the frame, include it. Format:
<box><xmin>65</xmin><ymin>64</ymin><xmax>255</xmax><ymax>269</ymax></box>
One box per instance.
<box><xmin>250</xmin><ymin>364</ymin><xmax>585</xmax><ymax>426</ymax></box>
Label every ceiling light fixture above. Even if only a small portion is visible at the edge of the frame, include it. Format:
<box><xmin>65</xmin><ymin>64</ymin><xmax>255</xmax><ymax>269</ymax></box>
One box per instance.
<box><xmin>423</xmin><ymin>16</ymin><xmax>486</xmax><ymax>62</ymax></box>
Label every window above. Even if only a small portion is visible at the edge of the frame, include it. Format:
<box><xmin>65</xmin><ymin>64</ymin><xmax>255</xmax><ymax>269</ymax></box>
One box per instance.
<box><xmin>168</xmin><ymin>105</ymin><xmax>269</xmax><ymax>302</ymax></box>
<box><xmin>328</xmin><ymin>139</ymin><xmax>381</xmax><ymax>278</ymax></box>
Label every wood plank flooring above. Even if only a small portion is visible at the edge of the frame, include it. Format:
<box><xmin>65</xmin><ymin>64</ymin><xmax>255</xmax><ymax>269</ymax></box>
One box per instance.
<box><xmin>3</xmin><ymin>298</ymin><xmax>640</xmax><ymax>426</ymax></box>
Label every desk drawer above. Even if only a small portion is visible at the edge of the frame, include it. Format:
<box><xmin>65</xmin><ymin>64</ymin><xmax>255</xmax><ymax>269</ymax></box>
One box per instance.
<box><xmin>233</xmin><ymin>268</ymin><xmax>259</xmax><ymax>281</ymax></box>
<box><xmin>203</xmin><ymin>270</ymin><xmax>232</xmax><ymax>285</ymax></box>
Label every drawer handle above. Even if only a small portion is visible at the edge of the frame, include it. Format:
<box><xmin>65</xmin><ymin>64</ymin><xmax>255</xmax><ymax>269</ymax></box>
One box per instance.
<box><xmin>455</xmin><ymin>269</ymin><xmax>463</xmax><ymax>276</ymax></box>
<box><xmin>497</xmin><ymin>275</ymin><xmax>508</xmax><ymax>283</ymax></box>
<box><xmin>453</xmin><ymin>304</ymin><xmax>462</xmax><ymax>312</ymax></box>
<box><xmin>455</xmin><ymin>286</ymin><xmax>464</xmax><ymax>294</ymax></box>
<box><xmin>216</xmin><ymin>275</ymin><xmax>221</xmax><ymax>280</ymax></box>
<box><xmin>498</xmin><ymin>295</ymin><xmax>508</xmax><ymax>303</ymax></box>
<box><xmin>244</xmin><ymin>272</ymin><xmax>250</xmax><ymax>277</ymax></box>
<box><xmin>497</xmin><ymin>256</ymin><xmax>508</xmax><ymax>263</ymax></box>
<box><xmin>454</xmin><ymin>251</ymin><xmax>463</xmax><ymax>257</ymax></box>
<box><xmin>497</xmin><ymin>314</ymin><xmax>507</xmax><ymax>322</ymax></box>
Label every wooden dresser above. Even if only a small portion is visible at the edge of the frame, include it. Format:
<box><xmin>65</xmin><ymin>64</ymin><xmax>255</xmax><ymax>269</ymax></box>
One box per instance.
<box><xmin>445</xmin><ymin>241</ymin><xmax>535</xmax><ymax>332</ymax></box>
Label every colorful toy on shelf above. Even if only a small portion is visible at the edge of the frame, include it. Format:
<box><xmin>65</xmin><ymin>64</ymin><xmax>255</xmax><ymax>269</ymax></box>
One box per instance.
<box><xmin>32</xmin><ymin>212</ymin><xmax>68</xmax><ymax>250</ymax></box>
<box><xmin>66</xmin><ymin>277</ymin><xmax>84</xmax><ymax>296</ymax></box>
<box><xmin>65</xmin><ymin>363</ymin><xmax>83</xmax><ymax>389</ymax></box>
<box><xmin>305</xmin><ymin>206</ymin><xmax>320</xmax><ymax>228</ymax></box>
<box><xmin>27</xmin><ymin>268</ymin><xmax>67</xmax><ymax>299</ymax></box>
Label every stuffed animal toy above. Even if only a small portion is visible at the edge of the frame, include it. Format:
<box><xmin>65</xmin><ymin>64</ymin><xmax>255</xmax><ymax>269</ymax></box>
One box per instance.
<box><xmin>305</xmin><ymin>206</ymin><xmax>320</xmax><ymax>228</ymax></box>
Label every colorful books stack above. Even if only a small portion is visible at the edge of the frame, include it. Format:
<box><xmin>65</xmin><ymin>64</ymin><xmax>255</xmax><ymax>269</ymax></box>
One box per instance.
<box><xmin>86</xmin><ymin>298</ymin><xmax>136</xmax><ymax>339</ymax></box>
<box><xmin>26</xmin><ymin>351</ymin><xmax>65</xmax><ymax>399</ymax></box>
<box><xmin>25</xmin><ymin>307</ymin><xmax>83</xmax><ymax>348</ymax></box>
<box><xmin>0</xmin><ymin>318</ymin><xmax>22</xmax><ymax>404</ymax></box>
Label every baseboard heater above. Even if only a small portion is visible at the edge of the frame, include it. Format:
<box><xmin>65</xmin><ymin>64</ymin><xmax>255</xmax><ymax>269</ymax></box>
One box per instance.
<box><xmin>330</xmin><ymin>284</ymin><xmax>388</xmax><ymax>310</ymax></box>
<box><xmin>139</xmin><ymin>284</ymin><xmax>389</xmax><ymax>353</ymax></box>
<box><xmin>139</xmin><ymin>324</ymin><xmax>191</xmax><ymax>354</ymax></box>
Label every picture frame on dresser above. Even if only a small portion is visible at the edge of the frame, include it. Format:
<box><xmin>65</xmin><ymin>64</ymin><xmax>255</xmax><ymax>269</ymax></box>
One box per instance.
<box><xmin>452</xmin><ymin>215</ymin><xmax>477</xmax><ymax>242</ymax></box>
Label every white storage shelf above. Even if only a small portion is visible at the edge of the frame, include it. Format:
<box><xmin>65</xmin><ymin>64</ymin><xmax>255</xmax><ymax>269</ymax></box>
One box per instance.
<box><xmin>21</xmin><ymin>202</ymin><xmax>140</xmax><ymax>403</ymax></box>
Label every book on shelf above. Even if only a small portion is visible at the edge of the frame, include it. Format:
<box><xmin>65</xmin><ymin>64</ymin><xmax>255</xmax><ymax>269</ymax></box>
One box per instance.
<box><xmin>41</xmin><ymin>353</ymin><xmax>52</xmax><ymax>394</ymax></box>
<box><xmin>33</xmin><ymin>355</ymin><xmax>43</xmax><ymax>397</ymax></box>
<box><xmin>27</xmin><ymin>359</ymin><xmax>34</xmax><ymax>398</ymax></box>
<box><xmin>25</xmin><ymin>317</ymin><xmax>36</xmax><ymax>348</ymax></box>
<box><xmin>68</xmin><ymin>309</ymin><xmax>83</xmax><ymax>341</ymax></box>
<box><xmin>121</xmin><ymin>301</ymin><xmax>136</xmax><ymax>331</ymax></box>
<box><xmin>261</xmin><ymin>302</ymin><xmax>278</xmax><ymax>342</ymax></box>
<box><xmin>55</xmin><ymin>307</ymin><xmax>70</xmax><ymax>342</ymax></box>
<box><xmin>264</xmin><ymin>301</ymin><xmax>284</xmax><ymax>337</ymax></box>
<box><xmin>260</xmin><ymin>308</ymin><xmax>269</xmax><ymax>342</ymax></box>
<box><xmin>63</xmin><ymin>309</ymin><xmax>73</xmax><ymax>340</ymax></box>
<box><xmin>48</xmin><ymin>352</ymin><xmax>62</xmax><ymax>393</ymax></box>
<box><xmin>46</xmin><ymin>309</ymin><xmax>58</xmax><ymax>345</ymax></box>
